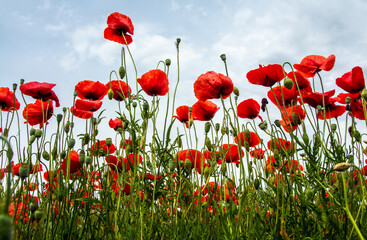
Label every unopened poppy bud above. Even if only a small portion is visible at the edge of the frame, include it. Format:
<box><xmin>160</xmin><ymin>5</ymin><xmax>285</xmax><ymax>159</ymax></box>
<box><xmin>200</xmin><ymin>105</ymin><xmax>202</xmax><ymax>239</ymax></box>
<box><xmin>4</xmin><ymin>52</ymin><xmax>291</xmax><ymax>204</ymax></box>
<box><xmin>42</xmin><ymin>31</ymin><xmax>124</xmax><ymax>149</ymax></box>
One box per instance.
<box><xmin>204</xmin><ymin>166</ymin><xmax>211</xmax><ymax>179</ymax></box>
<box><xmin>221</xmin><ymin>125</ymin><xmax>228</xmax><ymax>135</ymax></box>
<box><xmin>184</xmin><ymin>158</ymin><xmax>192</xmax><ymax>172</ymax></box>
<box><xmin>93</xmin><ymin>129</ymin><xmax>99</xmax><ymax>137</ymax></box>
<box><xmin>233</xmin><ymin>87</ymin><xmax>239</xmax><ymax>96</ymax></box>
<box><xmin>175</xmin><ymin>38</ymin><xmax>181</xmax><ymax>45</ymax></box>
<box><xmin>34</xmin><ymin>210</ymin><xmax>44</xmax><ymax>220</ymax></box>
<box><xmin>85</xmin><ymin>156</ymin><xmax>92</xmax><ymax>164</ymax></box>
<box><xmin>30</xmin><ymin>128</ymin><xmax>36</xmax><ymax>136</ymax></box>
<box><xmin>83</xmin><ymin>133</ymin><xmax>90</xmax><ymax>145</ymax></box>
<box><xmin>354</xmin><ymin>130</ymin><xmax>361</xmax><ymax>141</ymax></box>
<box><xmin>19</xmin><ymin>166</ymin><xmax>29</xmax><ymax>179</ymax></box>
<box><xmin>205</xmin><ymin>137</ymin><xmax>212</xmax><ymax>150</ymax></box>
<box><xmin>107</xmin><ymin>88</ymin><xmax>114</xmax><ymax>100</ymax></box>
<box><xmin>0</xmin><ymin>215</ymin><xmax>12</xmax><ymax>240</ymax></box>
<box><xmin>169</xmin><ymin>161</ymin><xmax>176</xmax><ymax>171</ymax></box>
<box><xmin>68</xmin><ymin>139</ymin><xmax>75</xmax><ymax>149</ymax></box>
<box><xmin>106</xmin><ymin>138</ymin><xmax>112</xmax><ymax>147</ymax></box>
<box><xmin>215</xmin><ymin>123</ymin><xmax>220</xmax><ymax>132</ymax></box>
<box><xmin>333</xmin><ymin>162</ymin><xmax>351</xmax><ymax>172</ymax></box>
<box><xmin>205</xmin><ymin>122</ymin><xmax>211</xmax><ymax>133</ymax></box>
<box><xmin>244</xmin><ymin>129</ymin><xmax>251</xmax><ymax>142</ymax></box>
<box><xmin>30</xmin><ymin>203</ymin><xmax>38</xmax><ymax>213</ymax></box>
<box><xmin>345</xmin><ymin>96</ymin><xmax>352</xmax><ymax>104</ymax></box>
<box><xmin>119</xmin><ymin>66</ymin><xmax>126</xmax><ymax>79</ymax></box>
<box><xmin>165</xmin><ymin>59</ymin><xmax>171</xmax><ymax>66</ymax></box>
<box><xmin>79</xmin><ymin>154</ymin><xmax>85</xmax><ymax>164</ymax></box>
<box><xmin>139</xmin><ymin>136</ymin><xmax>146</xmax><ymax>149</ymax></box>
<box><xmin>220</xmin><ymin>54</ymin><xmax>226</xmax><ymax>61</ymax></box>
<box><xmin>42</xmin><ymin>151</ymin><xmax>50</xmax><ymax>161</ymax></box>
<box><xmin>143</xmin><ymin>102</ymin><xmax>149</xmax><ymax>112</ymax></box>
<box><xmin>258</xmin><ymin>121</ymin><xmax>267</xmax><ymax>130</ymax></box>
<box><xmin>188</xmin><ymin>119</ymin><xmax>194</xmax><ymax>128</ymax></box>
<box><xmin>316</xmin><ymin>105</ymin><xmax>322</xmax><ymax>111</ymax></box>
<box><xmin>73</xmin><ymin>91</ymin><xmax>79</xmax><ymax>97</ymax></box>
<box><xmin>132</xmin><ymin>102</ymin><xmax>137</xmax><ymax>108</ymax></box>
<box><xmin>60</xmin><ymin>150</ymin><xmax>67</xmax><ymax>159</ymax></box>
<box><xmin>302</xmin><ymin>133</ymin><xmax>309</xmax><ymax>145</ymax></box>
<box><xmin>123</xmin><ymin>122</ymin><xmax>129</xmax><ymax>130</ymax></box>
<box><xmin>35</xmin><ymin>129</ymin><xmax>42</xmax><ymax>138</ymax></box>
<box><xmin>221</xmin><ymin>163</ymin><xmax>227</xmax><ymax>175</ymax></box>
<box><xmin>361</xmin><ymin>89</ymin><xmax>367</xmax><ymax>101</ymax></box>
<box><xmin>57</xmin><ymin>114</ymin><xmax>63</xmax><ymax>123</ymax></box>
<box><xmin>284</xmin><ymin>77</ymin><xmax>293</xmax><ymax>90</ymax></box>
<box><xmin>64</xmin><ymin>121</ymin><xmax>70</xmax><ymax>133</ymax></box>
<box><xmin>331</xmin><ymin>124</ymin><xmax>337</xmax><ymax>132</ymax></box>
<box><xmin>20</xmin><ymin>79</ymin><xmax>25</xmax><ymax>85</ymax></box>
<box><xmin>13</xmin><ymin>83</ymin><xmax>17</xmax><ymax>91</ymax></box>
<box><xmin>2</xmin><ymin>128</ymin><xmax>8</xmax><ymax>137</ymax></box>
<box><xmin>274</xmin><ymin>120</ymin><xmax>281</xmax><ymax>128</ymax></box>
<box><xmin>29</xmin><ymin>135</ymin><xmax>36</xmax><ymax>145</ymax></box>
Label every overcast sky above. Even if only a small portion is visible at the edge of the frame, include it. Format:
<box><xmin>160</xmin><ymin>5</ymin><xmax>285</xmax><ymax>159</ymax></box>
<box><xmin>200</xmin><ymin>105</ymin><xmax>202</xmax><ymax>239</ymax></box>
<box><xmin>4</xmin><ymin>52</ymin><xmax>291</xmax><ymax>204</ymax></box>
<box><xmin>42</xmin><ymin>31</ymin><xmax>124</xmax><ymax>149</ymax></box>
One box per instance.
<box><xmin>1</xmin><ymin>0</ymin><xmax>367</xmax><ymax>146</ymax></box>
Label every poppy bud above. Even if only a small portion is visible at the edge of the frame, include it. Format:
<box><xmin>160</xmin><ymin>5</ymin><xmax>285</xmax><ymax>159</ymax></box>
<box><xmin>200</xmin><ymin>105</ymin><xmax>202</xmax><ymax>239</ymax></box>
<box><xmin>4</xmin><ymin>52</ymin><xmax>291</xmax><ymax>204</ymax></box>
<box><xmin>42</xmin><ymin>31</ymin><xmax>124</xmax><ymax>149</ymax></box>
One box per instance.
<box><xmin>204</xmin><ymin>166</ymin><xmax>211</xmax><ymax>180</ymax></box>
<box><xmin>258</xmin><ymin>121</ymin><xmax>267</xmax><ymax>130</ymax></box>
<box><xmin>83</xmin><ymin>133</ymin><xmax>90</xmax><ymax>145</ymax></box>
<box><xmin>107</xmin><ymin>88</ymin><xmax>114</xmax><ymax>100</ymax></box>
<box><xmin>316</xmin><ymin>105</ymin><xmax>322</xmax><ymax>111</ymax></box>
<box><xmin>57</xmin><ymin>114</ymin><xmax>63</xmax><ymax>123</ymax></box>
<box><xmin>35</xmin><ymin>129</ymin><xmax>42</xmax><ymax>138</ymax></box>
<box><xmin>12</xmin><ymin>83</ymin><xmax>17</xmax><ymax>92</ymax></box>
<box><xmin>205</xmin><ymin>122</ymin><xmax>211</xmax><ymax>133</ymax></box>
<box><xmin>79</xmin><ymin>150</ymin><xmax>85</xmax><ymax>164</ymax></box>
<box><xmin>165</xmin><ymin>59</ymin><xmax>171</xmax><ymax>66</ymax></box>
<box><xmin>188</xmin><ymin>119</ymin><xmax>194</xmax><ymax>128</ymax></box>
<box><xmin>119</xmin><ymin>66</ymin><xmax>126</xmax><ymax>79</ymax></box>
<box><xmin>20</xmin><ymin>79</ymin><xmax>25</xmax><ymax>84</ymax></box>
<box><xmin>244</xmin><ymin>129</ymin><xmax>251</xmax><ymax>142</ymax></box>
<box><xmin>29</xmin><ymin>135</ymin><xmax>36</xmax><ymax>145</ymax></box>
<box><xmin>205</xmin><ymin>137</ymin><xmax>212</xmax><ymax>151</ymax></box>
<box><xmin>283</xmin><ymin>77</ymin><xmax>293</xmax><ymax>90</ymax></box>
<box><xmin>221</xmin><ymin>125</ymin><xmax>228</xmax><ymax>135</ymax></box>
<box><xmin>292</xmin><ymin>112</ymin><xmax>298</xmax><ymax>125</ymax></box>
<box><xmin>139</xmin><ymin>136</ymin><xmax>146</xmax><ymax>149</ymax></box>
<box><xmin>361</xmin><ymin>89</ymin><xmax>367</xmax><ymax>101</ymax></box>
<box><xmin>333</xmin><ymin>162</ymin><xmax>351</xmax><ymax>172</ymax></box>
<box><xmin>178</xmin><ymin>137</ymin><xmax>182</xmax><ymax>148</ymax></box>
<box><xmin>106</xmin><ymin>138</ymin><xmax>112</xmax><ymax>147</ymax></box>
<box><xmin>91</xmin><ymin>117</ymin><xmax>97</xmax><ymax>125</ymax></box>
<box><xmin>30</xmin><ymin>203</ymin><xmax>38</xmax><ymax>213</ymax></box>
<box><xmin>132</xmin><ymin>102</ymin><xmax>137</xmax><ymax>108</ymax></box>
<box><xmin>330</xmin><ymin>124</ymin><xmax>337</xmax><ymax>132</ymax></box>
<box><xmin>221</xmin><ymin>163</ymin><xmax>227</xmax><ymax>175</ymax></box>
<box><xmin>68</xmin><ymin>139</ymin><xmax>75</xmax><ymax>149</ymax></box>
<box><xmin>261</xmin><ymin>98</ymin><xmax>268</xmax><ymax>112</ymax></box>
<box><xmin>233</xmin><ymin>87</ymin><xmax>239</xmax><ymax>96</ymax></box>
<box><xmin>0</xmin><ymin>215</ymin><xmax>12</xmax><ymax>240</ymax></box>
<box><xmin>64</xmin><ymin>121</ymin><xmax>70</xmax><ymax>133</ymax></box>
<box><xmin>143</xmin><ymin>102</ymin><xmax>149</xmax><ymax>112</ymax></box>
<box><xmin>73</xmin><ymin>91</ymin><xmax>78</xmax><ymax>97</ymax></box>
<box><xmin>220</xmin><ymin>54</ymin><xmax>226</xmax><ymax>61</ymax></box>
<box><xmin>123</xmin><ymin>122</ymin><xmax>129</xmax><ymax>130</ymax></box>
<box><xmin>93</xmin><ymin>129</ymin><xmax>99</xmax><ymax>137</ymax></box>
<box><xmin>302</xmin><ymin>133</ymin><xmax>309</xmax><ymax>145</ymax></box>
<box><xmin>29</xmin><ymin>128</ymin><xmax>36</xmax><ymax>136</ymax></box>
<box><xmin>354</xmin><ymin>130</ymin><xmax>361</xmax><ymax>141</ymax></box>
<box><xmin>215</xmin><ymin>123</ymin><xmax>220</xmax><ymax>132</ymax></box>
<box><xmin>42</xmin><ymin>151</ymin><xmax>50</xmax><ymax>161</ymax></box>
<box><xmin>60</xmin><ymin>150</ymin><xmax>67</xmax><ymax>159</ymax></box>
<box><xmin>175</xmin><ymin>38</ymin><xmax>181</xmax><ymax>46</ymax></box>
<box><xmin>19</xmin><ymin>166</ymin><xmax>29</xmax><ymax>179</ymax></box>
<box><xmin>274</xmin><ymin>120</ymin><xmax>281</xmax><ymax>128</ymax></box>
<box><xmin>2</xmin><ymin>128</ymin><xmax>8</xmax><ymax>137</ymax></box>
<box><xmin>85</xmin><ymin>156</ymin><xmax>92</xmax><ymax>164</ymax></box>
<box><xmin>184</xmin><ymin>159</ymin><xmax>192</xmax><ymax>172</ymax></box>
<box><xmin>169</xmin><ymin>161</ymin><xmax>176</xmax><ymax>171</ymax></box>
<box><xmin>345</xmin><ymin>96</ymin><xmax>351</xmax><ymax>104</ymax></box>
<box><xmin>34</xmin><ymin>210</ymin><xmax>44</xmax><ymax>220</ymax></box>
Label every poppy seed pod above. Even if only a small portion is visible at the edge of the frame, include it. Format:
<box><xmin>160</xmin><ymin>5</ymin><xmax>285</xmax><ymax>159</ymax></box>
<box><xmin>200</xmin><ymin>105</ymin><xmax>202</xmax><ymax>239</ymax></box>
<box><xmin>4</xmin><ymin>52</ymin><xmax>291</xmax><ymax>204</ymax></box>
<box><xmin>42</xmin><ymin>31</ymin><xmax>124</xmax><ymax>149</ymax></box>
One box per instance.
<box><xmin>331</xmin><ymin>124</ymin><xmax>337</xmax><ymax>132</ymax></box>
<box><xmin>274</xmin><ymin>120</ymin><xmax>281</xmax><ymax>128</ymax></box>
<box><xmin>106</xmin><ymin>138</ymin><xmax>112</xmax><ymax>147</ymax></box>
<box><xmin>119</xmin><ymin>66</ymin><xmax>126</xmax><ymax>79</ymax></box>
<box><xmin>68</xmin><ymin>139</ymin><xmax>75</xmax><ymax>149</ymax></box>
<box><xmin>19</xmin><ymin>166</ymin><xmax>29</xmax><ymax>179</ymax></box>
<box><xmin>220</xmin><ymin>54</ymin><xmax>226</xmax><ymax>61</ymax></box>
<box><xmin>165</xmin><ymin>59</ymin><xmax>171</xmax><ymax>66</ymax></box>
<box><xmin>64</xmin><ymin>121</ymin><xmax>70</xmax><ymax>133</ymax></box>
<box><xmin>85</xmin><ymin>156</ymin><xmax>92</xmax><ymax>164</ymax></box>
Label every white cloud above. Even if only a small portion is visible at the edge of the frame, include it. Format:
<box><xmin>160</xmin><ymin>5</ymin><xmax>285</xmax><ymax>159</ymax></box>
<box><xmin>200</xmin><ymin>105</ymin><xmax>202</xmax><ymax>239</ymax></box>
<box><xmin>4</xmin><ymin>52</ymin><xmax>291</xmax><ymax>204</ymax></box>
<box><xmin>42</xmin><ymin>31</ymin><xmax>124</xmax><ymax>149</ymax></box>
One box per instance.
<box><xmin>12</xmin><ymin>11</ymin><xmax>35</xmax><ymax>26</ymax></box>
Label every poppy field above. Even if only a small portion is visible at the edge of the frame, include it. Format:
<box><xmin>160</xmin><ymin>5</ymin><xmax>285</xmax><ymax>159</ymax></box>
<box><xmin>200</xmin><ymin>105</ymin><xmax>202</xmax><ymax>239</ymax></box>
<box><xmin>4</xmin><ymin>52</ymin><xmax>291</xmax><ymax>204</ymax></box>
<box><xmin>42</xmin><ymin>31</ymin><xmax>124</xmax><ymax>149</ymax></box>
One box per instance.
<box><xmin>1</xmin><ymin>12</ymin><xmax>367</xmax><ymax>239</ymax></box>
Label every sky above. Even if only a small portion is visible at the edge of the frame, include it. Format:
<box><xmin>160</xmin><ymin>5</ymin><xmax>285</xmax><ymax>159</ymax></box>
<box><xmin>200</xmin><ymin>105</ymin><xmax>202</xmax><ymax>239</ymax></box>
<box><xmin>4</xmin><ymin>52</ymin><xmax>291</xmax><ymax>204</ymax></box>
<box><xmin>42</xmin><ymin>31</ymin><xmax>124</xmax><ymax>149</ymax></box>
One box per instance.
<box><xmin>1</xmin><ymin>0</ymin><xmax>367</xmax><ymax>149</ymax></box>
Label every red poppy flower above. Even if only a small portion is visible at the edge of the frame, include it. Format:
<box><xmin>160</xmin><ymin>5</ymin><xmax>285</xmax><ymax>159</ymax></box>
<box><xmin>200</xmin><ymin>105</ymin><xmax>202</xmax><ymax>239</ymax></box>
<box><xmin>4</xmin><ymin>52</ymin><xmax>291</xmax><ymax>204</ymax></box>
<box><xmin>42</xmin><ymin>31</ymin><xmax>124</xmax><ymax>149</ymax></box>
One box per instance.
<box><xmin>146</xmin><ymin>173</ymin><xmax>162</xmax><ymax>181</ymax></box>
<box><xmin>250</xmin><ymin>148</ymin><xmax>265</xmax><ymax>159</ymax></box>
<box><xmin>177</xmin><ymin>149</ymin><xmax>206</xmax><ymax>173</ymax></box>
<box><xmin>91</xmin><ymin>140</ymin><xmax>116</xmax><ymax>156</ymax></box>
<box><xmin>61</xmin><ymin>150</ymin><xmax>82</xmax><ymax>174</ymax></box>
<box><xmin>74</xmin><ymin>80</ymin><xmax>108</xmax><ymax>101</ymax></box>
<box><xmin>279</xmin><ymin>105</ymin><xmax>305</xmax><ymax>132</ymax></box>
<box><xmin>317</xmin><ymin>104</ymin><xmax>346</xmax><ymax>120</ymax></box>
<box><xmin>12</xmin><ymin>162</ymin><xmax>43</xmax><ymax>177</ymax></box>
<box><xmin>104</xmin><ymin>12</ymin><xmax>134</xmax><ymax>45</ymax></box>
<box><xmin>283</xmin><ymin>160</ymin><xmax>303</xmax><ymax>173</ymax></box>
<box><xmin>234</xmin><ymin>131</ymin><xmax>261</xmax><ymax>148</ymax></box>
<box><xmin>350</xmin><ymin>99</ymin><xmax>366</xmax><ymax>120</ymax></box>
<box><xmin>174</xmin><ymin>105</ymin><xmax>190</xmax><ymax>127</ymax></box>
<box><xmin>217</xmin><ymin>144</ymin><xmax>244</xmax><ymax>164</ymax></box>
<box><xmin>75</xmin><ymin>99</ymin><xmax>103</xmax><ymax>112</ymax></box>
<box><xmin>105</xmin><ymin>155</ymin><xmax>130</xmax><ymax>172</ymax></box>
<box><xmin>336</xmin><ymin>66</ymin><xmax>365</xmax><ymax>94</ymax></box>
<box><xmin>237</xmin><ymin>99</ymin><xmax>262</xmax><ymax>120</ymax></box>
<box><xmin>301</xmin><ymin>90</ymin><xmax>336</xmax><ymax>108</ymax></box>
<box><xmin>23</xmin><ymin>100</ymin><xmax>53</xmax><ymax>128</ymax></box>
<box><xmin>0</xmin><ymin>168</ymin><xmax>5</xmax><ymax>180</ymax></box>
<box><xmin>125</xmin><ymin>153</ymin><xmax>143</xmax><ymax>168</ymax></box>
<box><xmin>70</xmin><ymin>106</ymin><xmax>93</xmax><ymax>119</ymax></box>
<box><xmin>0</xmin><ymin>87</ymin><xmax>20</xmax><ymax>112</ymax></box>
<box><xmin>19</xmin><ymin>81</ymin><xmax>60</xmax><ymax>107</ymax></box>
<box><xmin>267</xmin><ymin>85</ymin><xmax>298</xmax><ymax>109</ymax></box>
<box><xmin>246</xmin><ymin>64</ymin><xmax>285</xmax><ymax>87</ymax></box>
<box><xmin>194</xmin><ymin>71</ymin><xmax>233</xmax><ymax>101</ymax></box>
<box><xmin>293</xmin><ymin>54</ymin><xmax>335</xmax><ymax>78</ymax></box>
<box><xmin>137</xmin><ymin>69</ymin><xmax>169</xmax><ymax>96</ymax></box>
<box><xmin>267</xmin><ymin>138</ymin><xmax>295</xmax><ymax>154</ymax></box>
<box><xmin>286</xmin><ymin>71</ymin><xmax>312</xmax><ymax>92</ymax></box>
<box><xmin>337</xmin><ymin>92</ymin><xmax>360</xmax><ymax>104</ymax></box>
<box><xmin>192</xmin><ymin>100</ymin><xmax>219</xmax><ymax>121</ymax></box>
<box><xmin>109</xmin><ymin>118</ymin><xmax>123</xmax><ymax>130</ymax></box>
<box><xmin>107</xmin><ymin>80</ymin><xmax>131</xmax><ymax>101</ymax></box>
